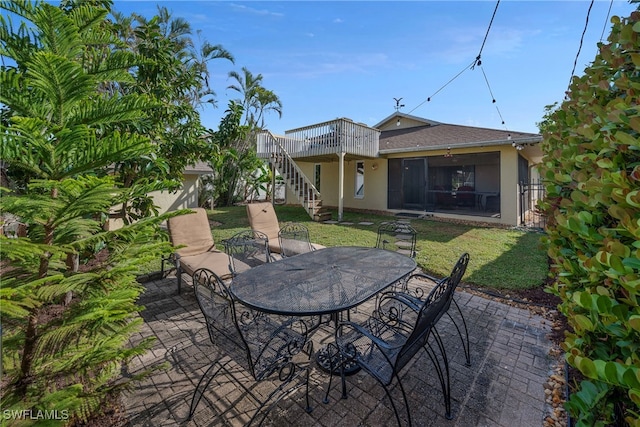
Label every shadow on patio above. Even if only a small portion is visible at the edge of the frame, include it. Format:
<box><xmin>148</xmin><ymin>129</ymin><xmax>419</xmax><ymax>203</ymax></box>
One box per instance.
<box><xmin>124</xmin><ymin>275</ymin><xmax>554</xmax><ymax>427</ymax></box>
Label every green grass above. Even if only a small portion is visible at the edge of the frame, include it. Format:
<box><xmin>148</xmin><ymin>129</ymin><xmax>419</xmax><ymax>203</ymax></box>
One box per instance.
<box><xmin>207</xmin><ymin>205</ymin><xmax>549</xmax><ymax>291</ymax></box>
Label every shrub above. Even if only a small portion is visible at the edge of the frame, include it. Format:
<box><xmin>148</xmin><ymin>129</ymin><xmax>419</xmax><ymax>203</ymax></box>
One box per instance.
<box><xmin>540</xmin><ymin>8</ymin><xmax>640</xmax><ymax>426</ymax></box>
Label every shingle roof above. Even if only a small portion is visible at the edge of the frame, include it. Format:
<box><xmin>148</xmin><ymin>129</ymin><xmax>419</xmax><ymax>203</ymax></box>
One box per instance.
<box><xmin>378</xmin><ymin>123</ymin><xmax>541</xmax><ymax>153</ymax></box>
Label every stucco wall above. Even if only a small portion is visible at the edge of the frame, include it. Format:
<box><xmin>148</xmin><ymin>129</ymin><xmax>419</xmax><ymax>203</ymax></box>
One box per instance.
<box><xmin>106</xmin><ymin>173</ymin><xmax>201</xmax><ymax>230</ymax></box>
<box><xmin>285</xmin><ymin>144</ymin><xmax>540</xmax><ymax>226</ymax></box>
<box><xmin>150</xmin><ymin>173</ymin><xmax>201</xmax><ymax>214</ymax></box>
<box><xmin>288</xmin><ymin>158</ymin><xmax>388</xmax><ymax>212</ymax></box>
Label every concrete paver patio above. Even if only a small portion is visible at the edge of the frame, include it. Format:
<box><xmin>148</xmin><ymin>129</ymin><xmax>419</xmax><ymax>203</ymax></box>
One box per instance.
<box><xmin>124</xmin><ymin>274</ymin><xmax>555</xmax><ymax>426</ymax></box>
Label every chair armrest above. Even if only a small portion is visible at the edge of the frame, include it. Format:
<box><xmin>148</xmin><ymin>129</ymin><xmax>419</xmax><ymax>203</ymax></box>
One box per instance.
<box><xmin>379</xmin><ymin>291</ymin><xmax>422</xmax><ymax>311</ymax></box>
<box><xmin>336</xmin><ymin>320</ymin><xmax>401</xmax><ymax>352</ymax></box>
<box><xmin>410</xmin><ymin>272</ymin><xmax>445</xmax><ymax>284</ymax></box>
<box><xmin>171</xmin><ymin>252</ymin><xmax>181</xmax><ymax>268</ymax></box>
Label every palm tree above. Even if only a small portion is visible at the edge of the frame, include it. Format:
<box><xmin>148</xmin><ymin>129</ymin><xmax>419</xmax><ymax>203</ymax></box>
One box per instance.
<box><xmin>253</xmin><ymin>86</ymin><xmax>283</xmax><ymax>130</ymax></box>
<box><xmin>109</xmin><ymin>5</ymin><xmax>235</xmax><ymax>220</ymax></box>
<box><xmin>227</xmin><ymin>66</ymin><xmax>282</xmax><ymax>130</ymax></box>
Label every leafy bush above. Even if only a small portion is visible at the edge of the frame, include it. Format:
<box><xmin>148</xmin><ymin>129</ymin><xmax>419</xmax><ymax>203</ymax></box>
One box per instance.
<box><xmin>540</xmin><ymin>8</ymin><xmax>640</xmax><ymax>426</ymax></box>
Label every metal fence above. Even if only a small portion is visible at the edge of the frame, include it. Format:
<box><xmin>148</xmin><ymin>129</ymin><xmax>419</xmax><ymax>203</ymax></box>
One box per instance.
<box><xmin>519</xmin><ymin>180</ymin><xmax>547</xmax><ymax>230</ymax></box>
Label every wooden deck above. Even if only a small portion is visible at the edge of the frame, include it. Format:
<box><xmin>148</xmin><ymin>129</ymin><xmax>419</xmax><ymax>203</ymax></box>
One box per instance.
<box><xmin>257</xmin><ymin>118</ymin><xmax>380</xmax><ymax>161</ymax></box>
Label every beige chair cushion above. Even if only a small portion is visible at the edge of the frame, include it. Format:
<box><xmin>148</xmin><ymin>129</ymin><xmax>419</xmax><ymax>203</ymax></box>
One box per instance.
<box><xmin>177</xmin><ymin>250</ymin><xmax>234</xmax><ymax>280</ymax></box>
<box><xmin>246</xmin><ymin>202</ymin><xmax>282</xmax><ymax>252</ymax></box>
<box><xmin>167</xmin><ymin>208</ymin><xmax>215</xmax><ymax>257</ymax></box>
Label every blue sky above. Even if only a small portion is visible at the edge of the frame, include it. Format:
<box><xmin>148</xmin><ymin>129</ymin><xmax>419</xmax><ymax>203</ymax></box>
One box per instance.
<box><xmin>113</xmin><ymin>1</ymin><xmax>636</xmax><ymax>134</ymax></box>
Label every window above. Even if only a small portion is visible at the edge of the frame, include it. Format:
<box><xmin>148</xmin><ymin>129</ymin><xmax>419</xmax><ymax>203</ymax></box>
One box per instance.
<box><xmin>314</xmin><ymin>164</ymin><xmax>321</xmax><ymax>192</ymax></box>
<box><xmin>355</xmin><ymin>161</ymin><xmax>364</xmax><ymax>198</ymax></box>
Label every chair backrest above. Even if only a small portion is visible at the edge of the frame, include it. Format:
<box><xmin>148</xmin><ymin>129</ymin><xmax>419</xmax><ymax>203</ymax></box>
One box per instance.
<box><xmin>223</xmin><ymin>229</ymin><xmax>271</xmax><ymax>275</ymax></box>
<box><xmin>193</xmin><ymin>268</ymin><xmax>243</xmax><ymax>348</ymax></box>
<box><xmin>278</xmin><ymin>223</ymin><xmax>313</xmax><ymax>257</ymax></box>
<box><xmin>193</xmin><ymin>268</ymin><xmax>309</xmax><ymax>382</ymax></box>
<box><xmin>246</xmin><ymin>202</ymin><xmax>281</xmax><ymax>250</ymax></box>
<box><xmin>448</xmin><ymin>252</ymin><xmax>470</xmax><ymax>290</ymax></box>
<box><xmin>395</xmin><ymin>278</ymin><xmax>452</xmax><ymax>371</ymax></box>
<box><xmin>404</xmin><ymin>252</ymin><xmax>469</xmax><ymax>312</ymax></box>
<box><xmin>375</xmin><ymin>221</ymin><xmax>417</xmax><ymax>258</ymax></box>
<box><xmin>167</xmin><ymin>208</ymin><xmax>215</xmax><ymax>257</ymax></box>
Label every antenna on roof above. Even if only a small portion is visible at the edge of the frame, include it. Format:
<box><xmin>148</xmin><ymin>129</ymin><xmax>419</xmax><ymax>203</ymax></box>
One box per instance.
<box><xmin>393</xmin><ymin>97</ymin><xmax>405</xmax><ymax>112</ymax></box>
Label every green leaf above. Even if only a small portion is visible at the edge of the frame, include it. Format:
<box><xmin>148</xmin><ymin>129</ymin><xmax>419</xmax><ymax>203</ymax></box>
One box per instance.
<box><xmin>576</xmin><ymin>356</ymin><xmax>598</xmax><ymax>379</ymax></box>
<box><xmin>629</xmin><ymin>315</ymin><xmax>640</xmax><ymax>332</ymax></box>
<box><xmin>574</xmin><ymin>314</ymin><xmax>595</xmax><ymax>331</ymax></box>
<box><xmin>614</xmin><ymin>130</ymin><xmax>640</xmax><ymax>147</ymax></box>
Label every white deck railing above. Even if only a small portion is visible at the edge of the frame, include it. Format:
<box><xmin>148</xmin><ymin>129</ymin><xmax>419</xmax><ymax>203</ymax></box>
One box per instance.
<box><xmin>257</xmin><ymin>118</ymin><xmax>379</xmax><ymax>159</ymax></box>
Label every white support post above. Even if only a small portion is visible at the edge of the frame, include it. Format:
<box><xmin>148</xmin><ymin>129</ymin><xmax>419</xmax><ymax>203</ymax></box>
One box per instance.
<box><xmin>338</xmin><ymin>152</ymin><xmax>345</xmax><ymax>221</ymax></box>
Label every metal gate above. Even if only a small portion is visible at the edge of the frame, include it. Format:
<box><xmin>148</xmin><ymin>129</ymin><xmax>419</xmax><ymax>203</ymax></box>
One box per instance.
<box><xmin>519</xmin><ymin>180</ymin><xmax>547</xmax><ymax>230</ymax></box>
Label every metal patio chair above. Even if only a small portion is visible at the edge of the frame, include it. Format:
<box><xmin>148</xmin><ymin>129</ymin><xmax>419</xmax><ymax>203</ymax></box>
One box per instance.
<box><xmin>327</xmin><ymin>277</ymin><xmax>456</xmax><ymax>425</ymax></box>
<box><xmin>223</xmin><ymin>229</ymin><xmax>272</xmax><ymax>276</ymax></box>
<box><xmin>278</xmin><ymin>222</ymin><xmax>314</xmax><ymax>257</ymax></box>
<box><xmin>189</xmin><ymin>268</ymin><xmax>313</xmax><ymax>425</ymax></box>
<box><xmin>400</xmin><ymin>252</ymin><xmax>471</xmax><ymax>366</ymax></box>
<box><xmin>375</xmin><ymin>221</ymin><xmax>417</xmax><ymax>258</ymax></box>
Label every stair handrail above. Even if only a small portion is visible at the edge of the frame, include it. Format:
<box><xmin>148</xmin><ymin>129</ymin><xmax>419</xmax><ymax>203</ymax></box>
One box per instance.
<box><xmin>258</xmin><ymin>131</ymin><xmax>321</xmax><ymax>217</ymax></box>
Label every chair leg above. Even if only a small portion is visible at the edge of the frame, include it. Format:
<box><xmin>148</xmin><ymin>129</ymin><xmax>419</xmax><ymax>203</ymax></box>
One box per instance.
<box><xmin>450</xmin><ymin>298</ymin><xmax>471</xmax><ymax>366</ymax></box>
<box><xmin>390</xmin><ymin>370</ymin><xmax>412</xmax><ymax>427</ymax></box>
<box><xmin>176</xmin><ymin>265</ymin><xmax>182</xmax><ymax>294</ymax></box>
<box><xmin>323</xmin><ymin>343</ymin><xmax>339</xmax><ymax>404</ymax></box>
<box><xmin>189</xmin><ymin>361</ymin><xmax>226</xmax><ymax>420</ymax></box>
<box><xmin>248</xmin><ymin>363</ymin><xmax>312</xmax><ymax>426</ymax></box>
<box><xmin>356</xmin><ymin>365</ymin><xmax>410</xmax><ymax>427</ymax></box>
<box><xmin>424</xmin><ymin>330</ymin><xmax>452</xmax><ymax>419</ymax></box>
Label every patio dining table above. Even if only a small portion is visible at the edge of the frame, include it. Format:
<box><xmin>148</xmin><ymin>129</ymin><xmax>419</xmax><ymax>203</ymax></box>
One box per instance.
<box><xmin>229</xmin><ymin>246</ymin><xmax>416</xmax><ymax>316</ymax></box>
<box><xmin>229</xmin><ymin>246</ymin><xmax>417</xmax><ymax>387</ymax></box>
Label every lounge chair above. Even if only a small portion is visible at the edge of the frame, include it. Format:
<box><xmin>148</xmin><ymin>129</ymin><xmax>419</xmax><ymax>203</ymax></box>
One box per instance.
<box><xmin>246</xmin><ymin>202</ymin><xmax>325</xmax><ymax>256</ymax></box>
<box><xmin>166</xmin><ymin>208</ymin><xmax>231</xmax><ymax>293</ymax></box>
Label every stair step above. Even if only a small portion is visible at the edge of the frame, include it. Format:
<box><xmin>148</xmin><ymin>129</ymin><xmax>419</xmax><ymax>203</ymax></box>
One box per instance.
<box><xmin>270</xmin><ymin>148</ymin><xmax>324</xmax><ymax>222</ymax></box>
<box><xmin>313</xmin><ymin>211</ymin><xmax>332</xmax><ymax>222</ymax></box>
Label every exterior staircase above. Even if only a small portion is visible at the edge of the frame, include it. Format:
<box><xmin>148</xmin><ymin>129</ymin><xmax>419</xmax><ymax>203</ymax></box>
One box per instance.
<box><xmin>260</xmin><ymin>132</ymin><xmax>332</xmax><ymax>221</ymax></box>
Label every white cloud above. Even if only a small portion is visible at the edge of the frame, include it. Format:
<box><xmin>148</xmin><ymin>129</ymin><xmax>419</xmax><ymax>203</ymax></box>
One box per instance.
<box><xmin>432</xmin><ymin>25</ymin><xmax>536</xmax><ymax>65</ymax></box>
<box><xmin>229</xmin><ymin>3</ymin><xmax>284</xmax><ymax>17</ymax></box>
<box><xmin>333</xmin><ymin>18</ymin><xmax>344</xmax><ymax>24</ymax></box>
<box><xmin>275</xmin><ymin>52</ymin><xmax>390</xmax><ymax>79</ymax></box>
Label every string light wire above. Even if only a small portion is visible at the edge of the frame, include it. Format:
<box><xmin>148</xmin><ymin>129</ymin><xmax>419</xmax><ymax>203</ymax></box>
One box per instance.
<box><xmin>568</xmin><ymin>0</ymin><xmax>595</xmax><ymax>93</ymax></box>
<box><xmin>407</xmin><ymin>0</ymin><xmax>505</xmax><ymax>128</ymax></box>
<box><xmin>473</xmin><ymin>0</ymin><xmax>501</xmax><ymax>69</ymax></box>
<box><xmin>599</xmin><ymin>0</ymin><xmax>614</xmax><ymax>42</ymax></box>
<box><xmin>479</xmin><ymin>66</ymin><xmax>507</xmax><ymax>128</ymax></box>
<box><xmin>407</xmin><ymin>59</ymin><xmax>476</xmax><ymax>115</ymax></box>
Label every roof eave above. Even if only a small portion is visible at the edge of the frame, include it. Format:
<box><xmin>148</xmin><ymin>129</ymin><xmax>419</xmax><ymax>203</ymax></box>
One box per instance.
<box><xmin>378</xmin><ymin>136</ymin><xmax>542</xmax><ymax>155</ymax></box>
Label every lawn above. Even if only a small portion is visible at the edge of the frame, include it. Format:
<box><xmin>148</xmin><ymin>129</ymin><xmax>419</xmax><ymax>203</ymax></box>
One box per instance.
<box><xmin>205</xmin><ymin>205</ymin><xmax>549</xmax><ymax>291</ymax></box>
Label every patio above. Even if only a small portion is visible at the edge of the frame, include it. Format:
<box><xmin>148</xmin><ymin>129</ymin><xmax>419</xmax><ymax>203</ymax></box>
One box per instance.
<box><xmin>124</xmin><ymin>273</ymin><xmax>555</xmax><ymax>426</ymax></box>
